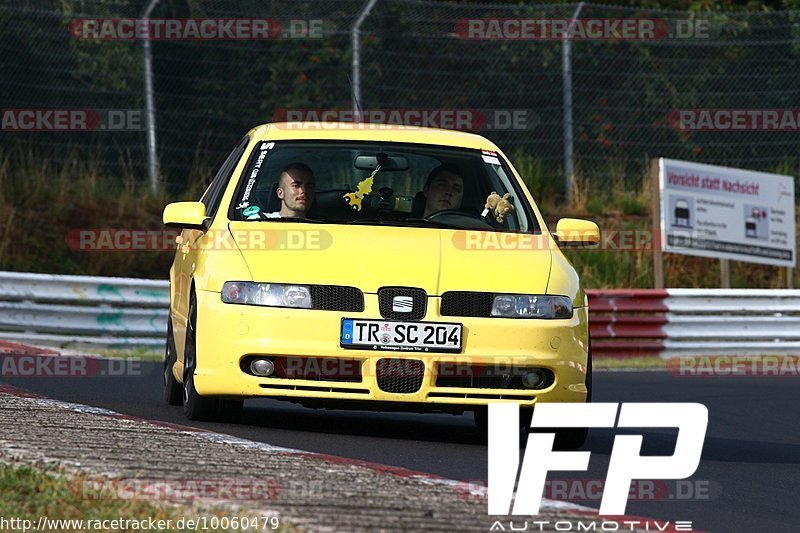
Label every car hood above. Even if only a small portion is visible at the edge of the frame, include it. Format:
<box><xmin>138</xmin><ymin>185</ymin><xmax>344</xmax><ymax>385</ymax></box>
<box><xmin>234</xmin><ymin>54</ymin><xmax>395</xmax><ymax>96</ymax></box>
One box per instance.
<box><xmin>228</xmin><ymin>222</ymin><xmax>552</xmax><ymax>295</ymax></box>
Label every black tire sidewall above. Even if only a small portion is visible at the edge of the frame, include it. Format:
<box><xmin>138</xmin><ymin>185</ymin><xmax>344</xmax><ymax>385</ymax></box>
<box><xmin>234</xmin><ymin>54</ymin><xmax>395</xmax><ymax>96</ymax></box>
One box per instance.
<box><xmin>163</xmin><ymin>316</ymin><xmax>182</xmax><ymax>405</ymax></box>
<box><xmin>182</xmin><ymin>291</ymin><xmax>218</xmax><ymax>420</ymax></box>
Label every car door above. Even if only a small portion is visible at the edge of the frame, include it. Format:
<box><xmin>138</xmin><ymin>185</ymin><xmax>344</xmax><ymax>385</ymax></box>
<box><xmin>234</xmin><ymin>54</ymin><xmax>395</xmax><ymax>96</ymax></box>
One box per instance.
<box><xmin>172</xmin><ymin>136</ymin><xmax>250</xmax><ymax>360</ymax></box>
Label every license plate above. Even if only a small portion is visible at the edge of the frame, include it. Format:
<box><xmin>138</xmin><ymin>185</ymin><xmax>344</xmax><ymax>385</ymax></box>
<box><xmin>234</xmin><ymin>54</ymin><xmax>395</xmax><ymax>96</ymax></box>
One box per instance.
<box><xmin>340</xmin><ymin>319</ymin><xmax>462</xmax><ymax>353</ymax></box>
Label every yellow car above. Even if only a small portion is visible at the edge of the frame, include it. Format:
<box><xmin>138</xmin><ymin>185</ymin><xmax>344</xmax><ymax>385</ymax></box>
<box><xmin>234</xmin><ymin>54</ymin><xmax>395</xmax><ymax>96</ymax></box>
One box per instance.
<box><xmin>162</xmin><ymin>123</ymin><xmax>599</xmax><ymax>448</ymax></box>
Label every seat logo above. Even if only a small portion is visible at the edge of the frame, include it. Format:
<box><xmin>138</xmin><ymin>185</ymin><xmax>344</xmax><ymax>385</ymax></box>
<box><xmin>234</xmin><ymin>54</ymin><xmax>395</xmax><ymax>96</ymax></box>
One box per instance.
<box><xmin>392</xmin><ymin>296</ymin><xmax>413</xmax><ymax>313</ymax></box>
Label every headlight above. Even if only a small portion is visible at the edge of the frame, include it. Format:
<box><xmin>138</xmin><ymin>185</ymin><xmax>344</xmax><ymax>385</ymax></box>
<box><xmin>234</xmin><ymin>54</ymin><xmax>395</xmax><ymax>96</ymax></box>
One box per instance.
<box><xmin>490</xmin><ymin>294</ymin><xmax>572</xmax><ymax>319</ymax></box>
<box><xmin>221</xmin><ymin>282</ymin><xmax>312</xmax><ymax>309</ymax></box>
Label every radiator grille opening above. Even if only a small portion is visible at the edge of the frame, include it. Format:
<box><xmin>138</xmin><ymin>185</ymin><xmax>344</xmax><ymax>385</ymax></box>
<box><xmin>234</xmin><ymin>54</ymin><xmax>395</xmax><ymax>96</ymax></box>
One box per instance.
<box><xmin>376</xmin><ymin>358</ymin><xmax>425</xmax><ymax>394</ymax></box>
<box><xmin>309</xmin><ymin>285</ymin><xmax>364</xmax><ymax>312</ymax></box>
<box><xmin>440</xmin><ymin>291</ymin><xmax>494</xmax><ymax>317</ymax></box>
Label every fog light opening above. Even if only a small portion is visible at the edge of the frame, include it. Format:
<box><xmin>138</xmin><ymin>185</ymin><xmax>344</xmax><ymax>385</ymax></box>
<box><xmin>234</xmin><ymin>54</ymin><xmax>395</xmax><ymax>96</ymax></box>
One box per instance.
<box><xmin>522</xmin><ymin>369</ymin><xmax>547</xmax><ymax>389</ymax></box>
<box><xmin>250</xmin><ymin>358</ymin><xmax>274</xmax><ymax>377</ymax></box>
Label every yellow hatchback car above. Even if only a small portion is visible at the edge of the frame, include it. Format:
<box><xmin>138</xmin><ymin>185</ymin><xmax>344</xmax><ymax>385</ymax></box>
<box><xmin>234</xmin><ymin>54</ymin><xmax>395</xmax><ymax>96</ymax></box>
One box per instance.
<box><xmin>163</xmin><ymin>123</ymin><xmax>599</xmax><ymax>448</ymax></box>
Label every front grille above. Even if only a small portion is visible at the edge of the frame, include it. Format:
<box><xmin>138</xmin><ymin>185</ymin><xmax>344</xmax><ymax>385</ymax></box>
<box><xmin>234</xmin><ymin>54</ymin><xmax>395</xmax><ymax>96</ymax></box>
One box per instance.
<box><xmin>440</xmin><ymin>291</ymin><xmax>494</xmax><ymax>317</ymax></box>
<box><xmin>309</xmin><ymin>285</ymin><xmax>364</xmax><ymax>312</ymax></box>
<box><xmin>376</xmin><ymin>358</ymin><xmax>425</xmax><ymax>394</ymax></box>
<box><xmin>378</xmin><ymin>287</ymin><xmax>427</xmax><ymax>321</ymax></box>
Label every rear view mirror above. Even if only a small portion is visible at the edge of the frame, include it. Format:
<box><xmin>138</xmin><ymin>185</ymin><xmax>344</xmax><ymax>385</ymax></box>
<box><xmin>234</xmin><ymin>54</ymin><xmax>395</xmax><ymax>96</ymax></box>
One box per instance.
<box><xmin>553</xmin><ymin>218</ymin><xmax>600</xmax><ymax>247</ymax></box>
<box><xmin>354</xmin><ymin>153</ymin><xmax>409</xmax><ymax>171</ymax></box>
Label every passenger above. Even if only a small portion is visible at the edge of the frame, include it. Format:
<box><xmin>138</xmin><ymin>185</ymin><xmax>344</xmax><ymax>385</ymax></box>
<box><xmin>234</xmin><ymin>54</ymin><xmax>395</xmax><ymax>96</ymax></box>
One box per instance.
<box><xmin>265</xmin><ymin>162</ymin><xmax>316</xmax><ymax>218</ymax></box>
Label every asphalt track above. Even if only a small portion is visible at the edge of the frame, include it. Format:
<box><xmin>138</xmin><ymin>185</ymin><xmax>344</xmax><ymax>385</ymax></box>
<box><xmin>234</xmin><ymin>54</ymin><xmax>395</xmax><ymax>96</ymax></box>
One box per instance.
<box><xmin>1</xmin><ymin>361</ymin><xmax>798</xmax><ymax>533</ymax></box>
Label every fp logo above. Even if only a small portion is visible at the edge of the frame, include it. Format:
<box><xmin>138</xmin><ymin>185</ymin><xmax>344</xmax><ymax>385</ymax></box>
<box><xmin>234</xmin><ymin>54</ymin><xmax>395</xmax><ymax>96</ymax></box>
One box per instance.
<box><xmin>488</xmin><ymin>403</ymin><xmax>708</xmax><ymax>515</ymax></box>
<box><xmin>392</xmin><ymin>296</ymin><xmax>413</xmax><ymax>313</ymax></box>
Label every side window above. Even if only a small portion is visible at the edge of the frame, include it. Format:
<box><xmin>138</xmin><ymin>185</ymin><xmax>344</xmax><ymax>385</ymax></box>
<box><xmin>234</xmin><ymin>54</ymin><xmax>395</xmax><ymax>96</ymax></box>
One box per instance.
<box><xmin>201</xmin><ymin>136</ymin><xmax>250</xmax><ymax>219</ymax></box>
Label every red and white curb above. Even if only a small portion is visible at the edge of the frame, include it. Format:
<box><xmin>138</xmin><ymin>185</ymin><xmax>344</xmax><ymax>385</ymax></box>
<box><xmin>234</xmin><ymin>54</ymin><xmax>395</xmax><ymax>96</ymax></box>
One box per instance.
<box><xmin>0</xmin><ymin>339</ymin><xmax>60</xmax><ymax>356</ymax></box>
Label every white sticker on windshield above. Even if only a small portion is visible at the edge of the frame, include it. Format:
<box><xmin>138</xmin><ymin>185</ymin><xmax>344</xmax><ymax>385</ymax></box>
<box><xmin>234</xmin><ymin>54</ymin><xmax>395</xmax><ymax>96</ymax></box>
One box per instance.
<box><xmin>241</xmin><ymin>147</ymin><xmax>268</xmax><ymax>203</ymax></box>
<box><xmin>482</xmin><ymin>155</ymin><xmax>501</xmax><ymax>165</ymax></box>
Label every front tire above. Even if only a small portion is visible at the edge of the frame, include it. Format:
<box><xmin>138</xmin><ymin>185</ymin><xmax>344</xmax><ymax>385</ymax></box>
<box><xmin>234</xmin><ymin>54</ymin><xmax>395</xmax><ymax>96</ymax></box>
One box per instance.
<box><xmin>163</xmin><ymin>315</ymin><xmax>183</xmax><ymax>406</ymax></box>
<box><xmin>183</xmin><ymin>291</ymin><xmax>223</xmax><ymax>421</ymax></box>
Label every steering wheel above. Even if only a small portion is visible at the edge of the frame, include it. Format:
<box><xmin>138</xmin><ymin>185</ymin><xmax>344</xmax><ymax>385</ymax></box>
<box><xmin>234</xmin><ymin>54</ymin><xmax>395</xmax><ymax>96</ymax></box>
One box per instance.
<box><xmin>424</xmin><ymin>209</ymin><xmax>485</xmax><ymax>221</ymax></box>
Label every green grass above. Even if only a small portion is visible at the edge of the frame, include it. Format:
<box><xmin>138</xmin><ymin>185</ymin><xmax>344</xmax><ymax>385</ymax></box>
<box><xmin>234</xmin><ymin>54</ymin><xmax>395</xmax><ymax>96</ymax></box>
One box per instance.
<box><xmin>0</xmin><ymin>146</ymin><xmax>193</xmax><ymax>278</ymax></box>
<box><xmin>594</xmin><ymin>356</ymin><xmax>667</xmax><ymax>370</ymax></box>
<box><xmin>0</xmin><ymin>464</ymin><xmax>211</xmax><ymax>532</ymax></box>
<box><xmin>99</xmin><ymin>348</ymin><xmax>163</xmax><ymax>361</ymax></box>
<box><xmin>510</xmin><ymin>149</ymin><xmax>562</xmax><ymax>211</ymax></box>
<box><xmin>0</xmin><ymin>463</ymin><xmax>296</xmax><ymax>532</ymax></box>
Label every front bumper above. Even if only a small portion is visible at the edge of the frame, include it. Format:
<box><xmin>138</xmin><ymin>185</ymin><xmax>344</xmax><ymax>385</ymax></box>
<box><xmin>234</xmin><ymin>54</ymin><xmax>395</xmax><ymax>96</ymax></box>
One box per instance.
<box><xmin>192</xmin><ymin>289</ymin><xmax>590</xmax><ymax>408</ymax></box>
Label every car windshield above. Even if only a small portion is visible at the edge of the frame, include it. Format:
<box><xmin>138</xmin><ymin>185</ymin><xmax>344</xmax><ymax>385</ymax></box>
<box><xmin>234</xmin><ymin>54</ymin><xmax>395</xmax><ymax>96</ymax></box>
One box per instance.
<box><xmin>229</xmin><ymin>141</ymin><xmax>539</xmax><ymax>233</ymax></box>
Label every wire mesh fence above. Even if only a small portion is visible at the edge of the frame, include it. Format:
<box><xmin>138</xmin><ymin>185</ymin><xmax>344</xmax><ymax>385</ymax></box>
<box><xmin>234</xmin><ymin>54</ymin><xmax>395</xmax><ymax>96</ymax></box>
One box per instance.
<box><xmin>2</xmin><ymin>0</ymin><xmax>800</xmax><ymax>200</ymax></box>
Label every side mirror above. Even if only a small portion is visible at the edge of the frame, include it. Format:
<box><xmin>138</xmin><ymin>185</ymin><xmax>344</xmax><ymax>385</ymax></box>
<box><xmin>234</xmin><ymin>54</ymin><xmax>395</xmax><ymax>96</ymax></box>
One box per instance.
<box><xmin>163</xmin><ymin>202</ymin><xmax>208</xmax><ymax>230</ymax></box>
<box><xmin>553</xmin><ymin>218</ymin><xmax>600</xmax><ymax>247</ymax></box>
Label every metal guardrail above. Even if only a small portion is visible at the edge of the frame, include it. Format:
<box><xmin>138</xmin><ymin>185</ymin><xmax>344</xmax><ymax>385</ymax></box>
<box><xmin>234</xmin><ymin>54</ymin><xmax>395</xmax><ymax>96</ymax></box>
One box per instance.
<box><xmin>0</xmin><ymin>271</ymin><xmax>169</xmax><ymax>349</ymax></box>
<box><xmin>0</xmin><ymin>271</ymin><xmax>169</xmax><ymax>306</ymax></box>
<box><xmin>1</xmin><ymin>271</ymin><xmax>799</xmax><ymax>356</ymax></box>
<box><xmin>588</xmin><ymin>289</ymin><xmax>800</xmax><ymax>358</ymax></box>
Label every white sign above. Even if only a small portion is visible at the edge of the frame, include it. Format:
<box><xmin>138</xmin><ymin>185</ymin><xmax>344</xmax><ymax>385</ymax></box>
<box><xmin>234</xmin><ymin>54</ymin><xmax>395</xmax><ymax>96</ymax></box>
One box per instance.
<box><xmin>487</xmin><ymin>403</ymin><xmax>708</xmax><ymax>516</ymax></box>
<box><xmin>658</xmin><ymin>158</ymin><xmax>796</xmax><ymax>267</ymax></box>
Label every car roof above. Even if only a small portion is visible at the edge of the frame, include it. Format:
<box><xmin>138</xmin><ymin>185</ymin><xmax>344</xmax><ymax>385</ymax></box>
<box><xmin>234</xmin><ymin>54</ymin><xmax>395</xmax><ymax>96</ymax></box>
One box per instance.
<box><xmin>250</xmin><ymin>122</ymin><xmax>502</xmax><ymax>151</ymax></box>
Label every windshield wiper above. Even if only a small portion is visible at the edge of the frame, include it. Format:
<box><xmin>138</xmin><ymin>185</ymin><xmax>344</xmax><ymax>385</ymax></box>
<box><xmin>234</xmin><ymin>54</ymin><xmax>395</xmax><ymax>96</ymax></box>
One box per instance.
<box><xmin>348</xmin><ymin>218</ymin><xmax>460</xmax><ymax>229</ymax></box>
<box><xmin>405</xmin><ymin>218</ymin><xmax>503</xmax><ymax>231</ymax></box>
<box><xmin>401</xmin><ymin>218</ymin><xmax>464</xmax><ymax>229</ymax></box>
<box><xmin>259</xmin><ymin>217</ymin><xmax>328</xmax><ymax>224</ymax></box>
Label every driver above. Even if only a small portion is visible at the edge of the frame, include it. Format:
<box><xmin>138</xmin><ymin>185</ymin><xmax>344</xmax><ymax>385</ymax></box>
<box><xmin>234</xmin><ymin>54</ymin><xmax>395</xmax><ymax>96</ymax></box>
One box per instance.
<box><xmin>422</xmin><ymin>164</ymin><xmax>464</xmax><ymax>217</ymax></box>
<box><xmin>264</xmin><ymin>162</ymin><xmax>316</xmax><ymax>218</ymax></box>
